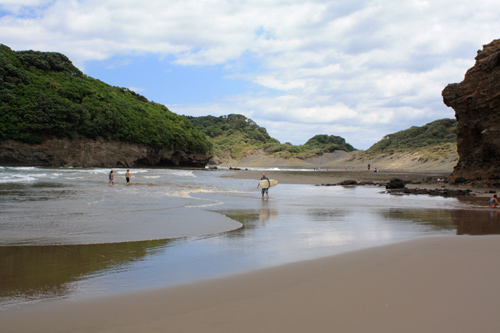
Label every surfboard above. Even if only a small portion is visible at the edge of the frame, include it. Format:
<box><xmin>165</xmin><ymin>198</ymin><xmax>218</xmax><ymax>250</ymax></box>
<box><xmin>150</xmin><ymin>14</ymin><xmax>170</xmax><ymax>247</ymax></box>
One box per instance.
<box><xmin>259</xmin><ymin>179</ymin><xmax>278</xmax><ymax>188</ymax></box>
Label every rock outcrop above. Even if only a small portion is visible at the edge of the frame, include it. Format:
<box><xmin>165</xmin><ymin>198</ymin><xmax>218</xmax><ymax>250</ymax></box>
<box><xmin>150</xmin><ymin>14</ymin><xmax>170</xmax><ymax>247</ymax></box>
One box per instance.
<box><xmin>442</xmin><ymin>39</ymin><xmax>500</xmax><ymax>186</ymax></box>
<box><xmin>0</xmin><ymin>138</ymin><xmax>211</xmax><ymax>168</ymax></box>
<box><xmin>386</xmin><ymin>188</ymin><xmax>472</xmax><ymax>197</ymax></box>
<box><xmin>385</xmin><ymin>178</ymin><xmax>406</xmax><ymax>189</ymax></box>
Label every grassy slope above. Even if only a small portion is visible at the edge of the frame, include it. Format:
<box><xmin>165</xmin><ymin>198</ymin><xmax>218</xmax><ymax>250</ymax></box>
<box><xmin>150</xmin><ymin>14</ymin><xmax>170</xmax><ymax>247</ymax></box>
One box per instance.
<box><xmin>218</xmin><ymin>143</ymin><xmax>458</xmax><ymax>171</ymax></box>
<box><xmin>215</xmin><ymin>119</ymin><xmax>458</xmax><ymax>171</ymax></box>
<box><xmin>186</xmin><ymin>114</ymin><xmax>356</xmax><ymax>164</ymax></box>
<box><xmin>327</xmin><ymin>142</ymin><xmax>458</xmax><ymax>171</ymax></box>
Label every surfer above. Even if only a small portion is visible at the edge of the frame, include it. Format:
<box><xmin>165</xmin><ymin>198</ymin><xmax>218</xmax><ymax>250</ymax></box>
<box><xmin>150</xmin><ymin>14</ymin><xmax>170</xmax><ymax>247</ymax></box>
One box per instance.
<box><xmin>125</xmin><ymin>169</ymin><xmax>131</xmax><ymax>184</ymax></box>
<box><xmin>108</xmin><ymin>170</ymin><xmax>114</xmax><ymax>186</ymax></box>
<box><xmin>488</xmin><ymin>194</ymin><xmax>498</xmax><ymax>208</ymax></box>
<box><xmin>258</xmin><ymin>172</ymin><xmax>271</xmax><ymax>199</ymax></box>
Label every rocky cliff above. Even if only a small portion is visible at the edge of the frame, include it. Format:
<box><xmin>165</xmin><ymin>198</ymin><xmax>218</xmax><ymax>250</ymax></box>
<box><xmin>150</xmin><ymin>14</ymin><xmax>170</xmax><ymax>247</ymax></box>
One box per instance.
<box><xmin>442</xmin><ymin>39</ymin><xmax>500</xmax><ymax>185</ymax></box>
<box><xmin>0</xmin><ymin>138</ymin><xmax>211</xmax><ymax>168</ymax></box>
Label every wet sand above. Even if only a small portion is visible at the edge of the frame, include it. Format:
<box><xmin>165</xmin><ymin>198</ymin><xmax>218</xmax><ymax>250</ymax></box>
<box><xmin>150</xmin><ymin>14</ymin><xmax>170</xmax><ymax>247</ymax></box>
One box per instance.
<box><xmin>223</xmin><ymin>168</ymin><xmax>451</xmax><ymax>184</ymax></box>
<box><xmin>1</xmin><ymin>235</ymin><xmax>499</xmax><ymax>332</ymax></box>
<box><xmin>224</xmin><ymin>168</ymin><xmax>498</xmax><ymax>197</ymax></box>
<box><xmin>2</xmin><ymin>168</ymin><xmax>499</xmax><ymax>332</ymax></box>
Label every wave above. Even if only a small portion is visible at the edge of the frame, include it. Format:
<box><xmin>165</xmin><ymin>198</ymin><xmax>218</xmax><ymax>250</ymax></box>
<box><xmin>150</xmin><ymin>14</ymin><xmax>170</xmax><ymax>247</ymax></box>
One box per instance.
<box><xmin>0</xmin><ymin>175</ymin><xmax>37</xmax><ymax>183</ymax></box>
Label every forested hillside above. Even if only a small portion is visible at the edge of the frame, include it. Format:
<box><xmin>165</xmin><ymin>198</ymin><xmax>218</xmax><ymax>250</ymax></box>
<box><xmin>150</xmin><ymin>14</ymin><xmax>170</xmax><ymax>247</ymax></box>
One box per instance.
<box><xmin>368</xmin><ymin>118</ymin><xmax>457</xmax><ymax>152</ymax></box>
<box><xmin>186</xmin><ymin>114</ymin><xmax>356</xmax><ymax>161</ymax></box>
<box><xmin>0</xmin><ymin>44</ymin><xmax>211</xmax><ymax>154</ymax></box>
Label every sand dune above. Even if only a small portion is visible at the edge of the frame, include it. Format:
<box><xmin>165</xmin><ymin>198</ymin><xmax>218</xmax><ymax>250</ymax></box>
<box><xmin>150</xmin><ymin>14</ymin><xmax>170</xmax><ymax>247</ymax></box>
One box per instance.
<box><xmin>218</xmin><ymin>148</ymin><xmax>458</xmax><ymax>172</ymax></box>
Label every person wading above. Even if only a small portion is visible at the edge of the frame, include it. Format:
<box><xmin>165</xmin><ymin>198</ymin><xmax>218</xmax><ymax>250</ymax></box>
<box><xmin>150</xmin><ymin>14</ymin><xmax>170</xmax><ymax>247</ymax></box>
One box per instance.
<box><xmin>258</xmin><ymin>172</ymin><xmax>271</xmax><ymax>199</ymax></box>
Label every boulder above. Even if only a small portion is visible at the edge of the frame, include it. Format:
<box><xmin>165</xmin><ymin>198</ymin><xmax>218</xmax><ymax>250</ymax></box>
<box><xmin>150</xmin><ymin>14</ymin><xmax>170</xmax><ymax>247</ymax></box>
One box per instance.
<box><xmin>338</xmin><ymin>179</ymin><xmax>358</xmax><ymax>185</ymax></box>
<box><xmin>386</xmin><ymin>178</ymin><xmax>406</xmax><ymax>189</ymax></box>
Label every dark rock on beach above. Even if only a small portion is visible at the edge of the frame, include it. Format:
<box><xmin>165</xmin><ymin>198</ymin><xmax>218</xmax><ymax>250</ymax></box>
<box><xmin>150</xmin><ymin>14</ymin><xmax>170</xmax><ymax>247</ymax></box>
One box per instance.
<box><xmin>318</xmin><ymin>179</ymin><xmax>383</xmax><ymax>187</ymax></box>
<box><xmin>385</xmin><ymin>178</ymin><xmax>406</xmax><ymax>189</ymax></box>
<box><xmin>338</xmin><ymin>179</ymin><xmax>358</xmax><ymax>185</ymax></box>
<box><xmin>387</xmin><ymin>187</ymin><xmax>473</xmax><ymax>197</ymax></box>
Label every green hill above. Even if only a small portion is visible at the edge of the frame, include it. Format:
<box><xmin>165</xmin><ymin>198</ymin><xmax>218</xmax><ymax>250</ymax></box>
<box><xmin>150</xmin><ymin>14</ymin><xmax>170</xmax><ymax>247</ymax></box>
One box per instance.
<box><xmin>367</xmin><ymin>118</ymin><xmax>457</xmax><ymax>152</ymax></box>
<box><xmin>186</xmin><ymin>114</ymin><xmax>356</xmax><ymax>161</ymax></box>
<box><xmin>326</xmin><ymin>118</ymin><xmax>459</xmax><ymax>171</ymax></box>
<box><xmin>304</xmin><ymin>134</ymin><xmax>356</xmax><ymax>153</ymax></box>
<box><xmin>0</xmin><ymin>44</ymin><xmax>211</xmax><ymax>154</ymax></box>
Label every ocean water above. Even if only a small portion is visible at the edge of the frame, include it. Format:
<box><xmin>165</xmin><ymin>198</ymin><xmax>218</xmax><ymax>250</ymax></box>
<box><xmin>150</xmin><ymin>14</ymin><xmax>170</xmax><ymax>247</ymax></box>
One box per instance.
<box><xmin>0</xmin><ymin>166</ymin><xmax>498</xmax><ymax>311</ymax></box>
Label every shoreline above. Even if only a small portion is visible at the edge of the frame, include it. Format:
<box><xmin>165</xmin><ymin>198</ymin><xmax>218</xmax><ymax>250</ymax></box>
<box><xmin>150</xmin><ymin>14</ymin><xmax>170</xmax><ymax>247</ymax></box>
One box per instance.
<box><xmin>222</xmin><ymin>168</ymin><xmax>499</xmax><ymax>198</ymax></box>
<box><xmin>1</xmin><ymin>235</ymin><xmax>499</xmax><ymax>332</ymax></box>
<box><xmin>221</xmin><ymin>168</ymin><xmax>451</xmax><ymax>183</ymax></box>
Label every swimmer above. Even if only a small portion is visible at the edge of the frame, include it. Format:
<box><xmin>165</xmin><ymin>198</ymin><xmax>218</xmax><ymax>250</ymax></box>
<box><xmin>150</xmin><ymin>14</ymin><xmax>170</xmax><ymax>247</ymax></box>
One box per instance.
<box><xmin>488</xmin><ymin>194</ymin><xmax>498</xmax><ymax>208</ymax></box>
<box><xmin>108</xmin><ymin>170</ymin><xmax>114</xmax><ymax>186</ymax></box>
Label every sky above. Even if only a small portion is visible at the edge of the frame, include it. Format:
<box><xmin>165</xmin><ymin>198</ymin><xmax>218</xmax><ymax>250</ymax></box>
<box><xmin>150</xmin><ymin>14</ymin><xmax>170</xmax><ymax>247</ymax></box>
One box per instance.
<box><xmin>0</xmin><ymin>0</ymin><xmax>499</xmax><ymax>149</ymax></box>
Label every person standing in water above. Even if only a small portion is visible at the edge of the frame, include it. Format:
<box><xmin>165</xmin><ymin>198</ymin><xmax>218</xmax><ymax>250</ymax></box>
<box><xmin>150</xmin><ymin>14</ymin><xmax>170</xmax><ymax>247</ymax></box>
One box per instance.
<box><xmin>125</xmin><ymin>169</ymin><xmax>131</xmax><ymax>184</ymax></box>
<box><xmin>258</xmin><ymin>172</ymin><xmax>271</xmax><ymax>199</ymax></box>
<box><xmin>108</xmin><ymin>170</ymin><xmax>114</xmax><ymax>186</ymax></box>
<box><xmin>489</xmin><ymin>194</ymin><xmax>498</xmax><ymax>208</ymax></box>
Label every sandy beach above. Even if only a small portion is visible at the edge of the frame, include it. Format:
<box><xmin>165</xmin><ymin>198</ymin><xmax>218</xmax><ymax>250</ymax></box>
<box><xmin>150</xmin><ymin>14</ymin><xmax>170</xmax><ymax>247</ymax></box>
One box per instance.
<box><xmin>1</xmin><ymin>235</ymin><xmax>499</xmax><ymax>332</ymax></box>
<box><xmin>2</xmin><ymin>168</ymin><xmax>499</xmax><ymax>332</ymax></box>
<box><xmin>224</xmin><ymin>168</ymin><xmax>499</xmax><ymax>197</ymax></box>
<box><xmin>222</xmin><ymin>168</ymin><xmax>452</xmax><ymax>185</ymax></box>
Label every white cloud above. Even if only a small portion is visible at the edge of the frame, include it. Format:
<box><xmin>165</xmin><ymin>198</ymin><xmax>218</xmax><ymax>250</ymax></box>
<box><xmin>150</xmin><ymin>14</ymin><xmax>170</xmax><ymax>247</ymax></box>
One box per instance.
<box><xmin>128</xmin><ymin>86</ymin><xmax>145</xmax><ymax>93</ymax></box>
<box><xmin>1</xmin><ymin>0</ymin><xmax>498</xmax><ymax>149</ymax></box>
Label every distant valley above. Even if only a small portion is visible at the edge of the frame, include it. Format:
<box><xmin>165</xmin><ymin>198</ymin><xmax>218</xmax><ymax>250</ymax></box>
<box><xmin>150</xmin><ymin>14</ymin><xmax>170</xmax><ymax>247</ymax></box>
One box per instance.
<box><xmin>187</xmin><ymin>115</ymin><xmax>458</xmax><ymax>171</ymax></box>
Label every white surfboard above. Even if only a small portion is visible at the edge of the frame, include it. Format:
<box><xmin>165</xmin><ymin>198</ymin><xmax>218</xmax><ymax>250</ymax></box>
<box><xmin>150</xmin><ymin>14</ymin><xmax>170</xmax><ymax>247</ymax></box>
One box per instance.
<box><xmin>259</xmin><ymin>179</ymin><xmax>278</xmax><ymax>189</ymax></box>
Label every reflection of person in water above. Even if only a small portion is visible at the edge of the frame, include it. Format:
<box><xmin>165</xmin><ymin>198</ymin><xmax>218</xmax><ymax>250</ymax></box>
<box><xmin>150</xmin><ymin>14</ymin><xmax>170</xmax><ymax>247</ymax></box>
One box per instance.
<box><xmin>259</xmin><ymin>200</ymin><xmax>270</xmax><ymax>225</ymax></box>
<box><xmin>488</xmin><ymin>194</ymin><xmax>499</xmax><ymax>208</ymax></box>
<box><xmin>259</xmin><ymin>200</ymin><xmax>278</xmax><ymax>225</ymax></box>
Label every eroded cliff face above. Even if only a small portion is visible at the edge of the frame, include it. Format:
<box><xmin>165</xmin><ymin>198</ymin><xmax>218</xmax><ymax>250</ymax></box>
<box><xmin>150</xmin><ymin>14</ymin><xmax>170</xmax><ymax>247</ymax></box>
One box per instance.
<box><xmin>442</xmin><ymin>39</ymin><xmax>500</xmax><ymax>185</ymax></box>
<box><xmin>0</xmin><ymin>138</ymin><xmax>211</xmax><ymax>168</ymax></box>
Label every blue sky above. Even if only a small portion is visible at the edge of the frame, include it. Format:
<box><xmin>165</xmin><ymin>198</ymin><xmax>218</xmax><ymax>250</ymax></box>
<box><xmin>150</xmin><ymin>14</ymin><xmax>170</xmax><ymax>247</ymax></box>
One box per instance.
<box><xmin>1</xmin><ymin>0</ymin><xmax>499</xmax><ymax>149</ymax></box>
<box><xmin>85</xmin><ymin>55</ymin><xmax>252</xmax><ymax>104</ymax></box>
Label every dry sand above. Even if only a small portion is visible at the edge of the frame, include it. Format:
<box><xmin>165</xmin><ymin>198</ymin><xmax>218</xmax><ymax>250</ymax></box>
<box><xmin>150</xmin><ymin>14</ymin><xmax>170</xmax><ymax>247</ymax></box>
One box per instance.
<box><xmin>217</xmin><ymin>147</ymin><xmax>459</xmax><ymax>171</ymax></box>
<box><xmin>1</xmin><ymin>236</ymin><xmax>499</xmax><ymax>332</ymax></box>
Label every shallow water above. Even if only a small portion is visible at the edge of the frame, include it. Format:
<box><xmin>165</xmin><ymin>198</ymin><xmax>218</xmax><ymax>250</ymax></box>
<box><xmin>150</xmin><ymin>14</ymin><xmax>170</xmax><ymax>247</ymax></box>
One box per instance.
<box><xmin>0</xmin><ymin>167</ymin><xmax>498</xmax><ymax>310</ymax></box>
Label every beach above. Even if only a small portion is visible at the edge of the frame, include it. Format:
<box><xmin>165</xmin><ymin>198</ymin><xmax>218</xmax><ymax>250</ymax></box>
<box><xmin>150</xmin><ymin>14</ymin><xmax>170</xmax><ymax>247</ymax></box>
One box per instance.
<box><xmin>224</xmin><ymin>168</ymin><xmax>499</xmax><ymax>197</ymax></box>
<box><xmin>1</xmin><ymin>235</ymin><xmax>499</xmax><ymax>332</ymax></box>
<box><xmin>223</xmin><ymin>168</ymin><xmax>452</xmax><ymax>185</ymax></box>
<box><xmin>1</xmin><ymin>167</ymin><xmax>499</xmax><ymax>332</ymax></box>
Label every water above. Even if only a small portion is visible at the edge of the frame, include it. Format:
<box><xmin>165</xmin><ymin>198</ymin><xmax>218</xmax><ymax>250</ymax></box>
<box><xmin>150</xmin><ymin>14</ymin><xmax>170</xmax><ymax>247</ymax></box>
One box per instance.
<box><xmin>0</xmin><ymin>166</ymin><xmax>498</xmax><ymax>311</ymax></box>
